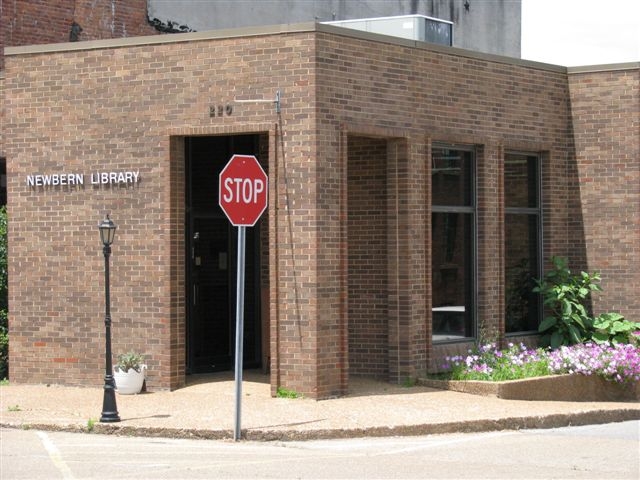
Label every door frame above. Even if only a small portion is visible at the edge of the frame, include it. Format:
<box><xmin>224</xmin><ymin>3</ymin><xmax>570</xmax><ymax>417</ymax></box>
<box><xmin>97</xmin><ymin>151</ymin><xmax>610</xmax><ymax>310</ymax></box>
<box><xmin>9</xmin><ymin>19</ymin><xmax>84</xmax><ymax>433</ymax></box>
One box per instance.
<box><xmin>184</xmin><ymin>134</ymin><xmax>263</xmax><ymax>374</ymax></box>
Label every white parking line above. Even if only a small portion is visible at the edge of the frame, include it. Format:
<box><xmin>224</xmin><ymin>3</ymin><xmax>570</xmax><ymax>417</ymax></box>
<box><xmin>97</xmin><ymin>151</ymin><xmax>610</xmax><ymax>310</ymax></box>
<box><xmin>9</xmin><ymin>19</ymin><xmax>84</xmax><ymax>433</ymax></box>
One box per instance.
<box><xmin>284</xmin><ymin>430</ymin><xmax>520</xmax><ymax>456</ymax></box>
<box><xmin>372</xmin><ymin>431</ymin><xmax>519</xmax><ymax>456</ymax></box>
<box><xmin>36</xmin><ymin>431</ymin><xmax>75</xmax><ymax>480</ymax></box>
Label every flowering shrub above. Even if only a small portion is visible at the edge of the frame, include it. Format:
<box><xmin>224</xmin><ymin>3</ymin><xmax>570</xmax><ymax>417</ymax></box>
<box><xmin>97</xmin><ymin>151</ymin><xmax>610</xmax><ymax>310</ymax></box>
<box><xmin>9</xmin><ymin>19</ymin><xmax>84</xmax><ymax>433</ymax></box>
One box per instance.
<box><xmin>547</xmin><ymin>342</ymin><xmax>640</xmax><ymax>383</ymax></box>
<box><xmin>443</xmin><ymin>343</ymin><xmax>551</xmax><ymax>382</ymax></box>
<box><xmin>445</xmin><ymin>342</ymin><xmax>640</xmax><ymax>384</ymax></box>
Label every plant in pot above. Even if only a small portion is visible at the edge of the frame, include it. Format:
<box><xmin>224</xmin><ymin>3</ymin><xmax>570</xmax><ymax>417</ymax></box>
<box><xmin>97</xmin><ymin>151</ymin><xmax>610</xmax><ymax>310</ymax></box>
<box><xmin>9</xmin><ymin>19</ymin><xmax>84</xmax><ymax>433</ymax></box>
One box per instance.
<box><xmin>113</xmin><ymin>351</ymin><xmax>146</xmax><ymax>395</ymax></box>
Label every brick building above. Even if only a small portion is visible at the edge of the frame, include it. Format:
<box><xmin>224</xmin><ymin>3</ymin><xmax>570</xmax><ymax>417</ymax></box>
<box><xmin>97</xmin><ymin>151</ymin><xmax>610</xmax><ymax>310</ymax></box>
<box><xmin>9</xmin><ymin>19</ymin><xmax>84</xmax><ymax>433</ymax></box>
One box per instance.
<box><xmin>0</xmin><ymin>0</ymin><xmax>156</xmax><ymax>54</ymax></box>
<box><xmin>1</xmin><ymin>19</ymin><xmax>638</xmax><ymax>397</ymax></box>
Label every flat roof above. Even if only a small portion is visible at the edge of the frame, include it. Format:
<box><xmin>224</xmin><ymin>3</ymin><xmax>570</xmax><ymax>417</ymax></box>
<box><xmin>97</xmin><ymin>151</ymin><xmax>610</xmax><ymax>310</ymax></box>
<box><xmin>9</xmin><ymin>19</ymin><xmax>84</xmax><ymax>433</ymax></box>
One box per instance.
<box><xmin>4</xmin><ymin>22</ymin><xmax>638</xmax><ymax>74</ymax></box>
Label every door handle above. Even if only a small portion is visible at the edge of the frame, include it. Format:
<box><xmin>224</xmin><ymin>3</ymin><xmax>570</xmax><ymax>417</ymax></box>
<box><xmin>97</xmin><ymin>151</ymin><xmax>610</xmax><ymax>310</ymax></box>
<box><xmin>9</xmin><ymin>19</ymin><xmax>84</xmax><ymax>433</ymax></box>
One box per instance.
<box><xmin>192</xmin><ymin>232</ymin><xmax>200</xmax><ymax>260</ymax></box>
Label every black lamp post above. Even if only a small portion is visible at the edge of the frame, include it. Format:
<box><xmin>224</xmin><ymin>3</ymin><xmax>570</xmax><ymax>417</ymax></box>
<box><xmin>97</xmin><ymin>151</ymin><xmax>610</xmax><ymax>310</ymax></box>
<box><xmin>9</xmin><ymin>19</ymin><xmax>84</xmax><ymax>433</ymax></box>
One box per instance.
<box><xmin>98</xmin><ymin>215</ymin><xmax>120</xmax><ymax>423</ymax></box>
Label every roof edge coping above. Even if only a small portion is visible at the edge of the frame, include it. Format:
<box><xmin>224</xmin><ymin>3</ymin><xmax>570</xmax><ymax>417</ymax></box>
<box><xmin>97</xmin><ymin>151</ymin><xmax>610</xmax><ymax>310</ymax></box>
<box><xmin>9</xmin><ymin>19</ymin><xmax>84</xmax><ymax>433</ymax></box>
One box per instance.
<box><xmin>567</xmin><ymin>62</ymin><xmax>640</xmax><ymax>74</ymax></box>
<box><xmin>3</xmin><ymin>22</ymin><xmax>319</xmax><ymax>56</ymax></box>
<box><xmin>315</xmin><ymin>23</ymin><xmax>565</xmax><ymax>72</ymax></box>
<box><xmin>6</xmin><ymin>22</ymin><xmax>629</xmax><ymax>74</ymax></box>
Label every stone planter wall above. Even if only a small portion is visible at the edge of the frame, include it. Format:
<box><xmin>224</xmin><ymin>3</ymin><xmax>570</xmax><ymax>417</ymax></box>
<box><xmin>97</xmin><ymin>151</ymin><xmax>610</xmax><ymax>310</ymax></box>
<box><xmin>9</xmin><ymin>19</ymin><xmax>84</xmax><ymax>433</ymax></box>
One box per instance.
<box><xmin>420</xmin><ymin>374</ymin><xmax>640</xmax><ymax>402</ymax></box>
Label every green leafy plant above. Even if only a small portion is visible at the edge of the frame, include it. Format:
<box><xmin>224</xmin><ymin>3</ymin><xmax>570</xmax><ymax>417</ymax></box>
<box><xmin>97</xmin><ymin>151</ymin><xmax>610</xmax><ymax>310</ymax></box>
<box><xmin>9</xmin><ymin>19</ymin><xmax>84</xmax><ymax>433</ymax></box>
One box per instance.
<box><xmin>7</xmin><ymin>404</ymin><xmax>21</xmax><ymax>412</ymax></box>
<box><xmin>505</xmin><ymin>258</ymin><xmax>536</xmax><ymax>332</ymax></box>
<box><xmin>533</xmin><ymin>256</ymin><xmax>601</xmax><ymax>348</ymax></box>
<box><xmin>87</xmin><ymin>418</ymin><xmax>96</xmax><ymax>432</ymax></box>
<box><xmin>115</xmin><ymin>352</ymin><xmax>144</xmax><ymax>373</ymax></box>
<box><xmin>0</xmin><ymin>326</ymin><xmax>7</xmax><ymax>381</ymax></box>
<box><xmin>402</xmin><ymin>377</ymin><xmax>417</xmax><ymax>388</ymax></box>
<box><xmin>592</xmin><ymin>313</ymin><xmax>640</xmax><ymax>345</ymax></box>
<box><xmin>276</xmin><ymin>386</ymin><xmax>301</xmax><ymax>399</ymax></box>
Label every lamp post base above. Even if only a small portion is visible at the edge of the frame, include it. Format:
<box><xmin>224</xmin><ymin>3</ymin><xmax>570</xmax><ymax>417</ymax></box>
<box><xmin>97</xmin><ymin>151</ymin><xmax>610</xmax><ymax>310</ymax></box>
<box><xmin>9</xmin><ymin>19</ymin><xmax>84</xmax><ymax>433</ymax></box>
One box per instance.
<box><xmin>99</xmin><ymin>412</ymin><xmax>120</xmax><ymax>423</ymax></box>
<box><xmin>100</xmin><ymin>381</ymin><xmax>120</xmax><ymax>423</ymax></box>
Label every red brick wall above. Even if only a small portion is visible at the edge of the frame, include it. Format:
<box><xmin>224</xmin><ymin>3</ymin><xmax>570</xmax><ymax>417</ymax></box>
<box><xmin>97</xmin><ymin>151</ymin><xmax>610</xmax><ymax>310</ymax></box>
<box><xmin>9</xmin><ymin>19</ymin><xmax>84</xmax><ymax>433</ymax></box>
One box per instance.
<box><xmin>2</xmin><ymin>0</ymin><xmax>74</xmax><ymax>49</ymax></box>
<box><xmin>568</xmin><ymin>67</ymin><xmax>640</xmax><ymax>318</ymax></box>
<box><xmin>72</xmin><ymin>0</ymin><xmax>158</xmax><ymax>41</ymax></box>
<box><xmin>1</xmin><ymin>0</ymin><xmax>157</xmax><ymax>69</ymax></box>
<box><xmin>347</xmin><ymin>136</ymin><xmax>388</xmax><ymax>377</ymax></box>
<box><xmin>2</xmin><ymin>0</ymin><xmax>156</xmax><ymax>46</ymax></box>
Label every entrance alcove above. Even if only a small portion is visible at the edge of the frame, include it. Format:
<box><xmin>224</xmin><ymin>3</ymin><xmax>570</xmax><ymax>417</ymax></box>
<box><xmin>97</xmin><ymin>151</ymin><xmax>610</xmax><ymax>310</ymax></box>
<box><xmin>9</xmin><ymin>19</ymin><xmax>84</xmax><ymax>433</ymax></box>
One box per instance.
<box><xmin>347</xmin><ymin>135</ymin><xmax>389</xmax><ymax>378</ymax></box>
<box><xmin>171</xmin><ymin>132</ymin><xmax>270</xmax><ymax>383</ymax></box>
<box><xmin>346</xmin><ymin>135</ymin><xmax>411</xmax><ymax>382</ymax></box>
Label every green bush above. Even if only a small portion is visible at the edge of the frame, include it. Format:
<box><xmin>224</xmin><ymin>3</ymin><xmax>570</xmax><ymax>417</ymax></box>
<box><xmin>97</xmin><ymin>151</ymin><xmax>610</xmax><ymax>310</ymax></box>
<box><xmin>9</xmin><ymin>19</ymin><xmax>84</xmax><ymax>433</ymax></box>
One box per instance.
<box><xmin>533</xmin><ymin>256</ymin><xmax>601</xmax><ymax>348</ymax></box>
<box><xmin>592</xmin><ymin>312</ymin><xmax>640</xmax><ymax>346</ymax></box>
<box><xmin>534</xmin><ymin>256</ymin><xmax>638</xmax><ymax>349</ymax></box>
<box><xmin>0</xmin><ymin>327</ymin><xmax>7</xmax><ymax>380</ymax></box>
<box><xmin>276</xmin><ymin>386</ymin><xmax>301</xmax><ymax>398</ymax></box>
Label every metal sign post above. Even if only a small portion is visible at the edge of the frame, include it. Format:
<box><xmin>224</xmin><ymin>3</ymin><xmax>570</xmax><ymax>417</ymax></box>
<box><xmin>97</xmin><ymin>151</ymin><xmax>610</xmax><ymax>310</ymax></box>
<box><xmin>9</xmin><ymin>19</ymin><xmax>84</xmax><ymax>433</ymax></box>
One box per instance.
<box><xmin>233</xmin><ymin>226</ymin><xmax>246</xmax><ymax>441</ymax></box>
<box><xmin>218</xmin><ymin>154</ymin><xmax>268</xmax><ymax>441</ymax></box>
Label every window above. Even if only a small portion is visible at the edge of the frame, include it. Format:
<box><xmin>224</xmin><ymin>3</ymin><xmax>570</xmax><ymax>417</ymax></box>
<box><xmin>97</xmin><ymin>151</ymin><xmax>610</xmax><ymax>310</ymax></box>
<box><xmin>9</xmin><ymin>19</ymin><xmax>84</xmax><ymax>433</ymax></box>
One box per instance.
<box><xmin>431</xmin><ymin>146</ymin><xmax>475</xmax><ymax>342</ymax></box>
<box><xmin>504</xmin><ymin>153</ymin><xmax>541</xmax><ymax>333</ymax></box>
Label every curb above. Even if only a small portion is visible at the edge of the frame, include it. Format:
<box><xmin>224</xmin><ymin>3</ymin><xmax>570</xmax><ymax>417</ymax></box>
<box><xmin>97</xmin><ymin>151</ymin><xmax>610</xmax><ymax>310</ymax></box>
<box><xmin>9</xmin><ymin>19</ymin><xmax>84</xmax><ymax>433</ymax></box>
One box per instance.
<box><xmin>419</xmin><ymin>376</ymin><xmax>640</xmax><ymax>402</ymax></box>
<box><xmin>2</xmin><ymin>408</ymin><xmax>639</xmax><ymax>442</ymax></box>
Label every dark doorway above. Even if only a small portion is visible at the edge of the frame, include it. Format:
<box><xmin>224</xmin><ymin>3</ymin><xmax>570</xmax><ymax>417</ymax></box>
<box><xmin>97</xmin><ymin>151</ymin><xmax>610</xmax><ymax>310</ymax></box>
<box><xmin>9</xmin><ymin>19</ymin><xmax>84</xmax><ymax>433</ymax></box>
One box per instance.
<box><xmin>185</xmin><ymin>135</ymin><xmax>262</xmax><ymax>373</ymax></box>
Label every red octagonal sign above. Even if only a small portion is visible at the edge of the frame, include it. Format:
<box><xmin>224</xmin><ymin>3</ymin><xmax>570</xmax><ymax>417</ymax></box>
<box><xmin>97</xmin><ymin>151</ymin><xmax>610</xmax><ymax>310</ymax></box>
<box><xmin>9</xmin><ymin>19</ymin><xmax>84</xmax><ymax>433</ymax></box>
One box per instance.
<box><xmin>219</xmin><ymin>154</ymin><xmax>268</xmax><ymax>226</ymax></box>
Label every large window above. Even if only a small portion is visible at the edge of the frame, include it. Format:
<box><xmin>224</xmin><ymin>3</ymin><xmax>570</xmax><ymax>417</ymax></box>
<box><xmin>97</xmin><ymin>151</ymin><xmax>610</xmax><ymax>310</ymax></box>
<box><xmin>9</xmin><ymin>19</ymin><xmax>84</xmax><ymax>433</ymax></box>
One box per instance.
<box><xmin>431</xmin><ymin>146</ymin><xmax>475</xmax><ymax>342</ymax></box>
<box><xmin>505</xmin><ymin>153</ymin><xmax>541</xmax><ymax>333</ymax></box>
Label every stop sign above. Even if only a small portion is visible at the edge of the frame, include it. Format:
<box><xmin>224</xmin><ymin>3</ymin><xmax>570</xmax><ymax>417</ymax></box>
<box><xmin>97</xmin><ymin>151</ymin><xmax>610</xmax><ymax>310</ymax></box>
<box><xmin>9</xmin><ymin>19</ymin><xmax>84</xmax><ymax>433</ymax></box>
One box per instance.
<box><xmin>219</xmin><ymin>154</ymin><xmax>268</xmax><ymax>226</ymax></box>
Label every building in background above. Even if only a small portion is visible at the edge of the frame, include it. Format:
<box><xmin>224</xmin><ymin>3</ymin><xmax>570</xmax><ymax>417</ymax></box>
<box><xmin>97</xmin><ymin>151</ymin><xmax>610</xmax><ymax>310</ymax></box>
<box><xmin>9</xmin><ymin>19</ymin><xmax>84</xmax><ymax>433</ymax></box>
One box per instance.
<box><xmin>147</xmin><ymin>0</ymin><xmax>521</xmax><ymax>57</ymax></box>
<box><xmin>0</xmin><ymin>1</ymin><xmax>637</xmax><ymax>397</ymax></box>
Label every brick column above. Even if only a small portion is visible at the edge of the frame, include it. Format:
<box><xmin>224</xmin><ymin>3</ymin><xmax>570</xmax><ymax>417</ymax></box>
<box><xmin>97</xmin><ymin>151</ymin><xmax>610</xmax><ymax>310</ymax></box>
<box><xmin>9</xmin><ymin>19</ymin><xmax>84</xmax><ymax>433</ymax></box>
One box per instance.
<box><xmin>168</xmin><ymin>136</ymin><xmax>186</xmax><ymax>390</ymax></box>
<box><xmin>387</xmin><ymin>136</ymin><xmax>428</xmax><ymax>382</ymax></box>
<box><xmin>271</xmin><ymin>121</ymin><xmax>347</xmax><ymax>399</ymax></box>
<box><xmin>476</xmin><ymin>144</ymin><xmax>505</xmax><ymax>344</ymax></box>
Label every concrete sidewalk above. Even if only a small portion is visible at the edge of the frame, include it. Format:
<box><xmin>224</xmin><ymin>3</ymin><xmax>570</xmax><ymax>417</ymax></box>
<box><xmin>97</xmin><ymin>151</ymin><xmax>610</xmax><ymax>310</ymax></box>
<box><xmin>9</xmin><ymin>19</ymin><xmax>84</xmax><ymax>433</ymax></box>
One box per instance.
<box><xmin>1</xmin><ymin>372</ymin><xmax>639</xmax><ymax>441</ymax></box>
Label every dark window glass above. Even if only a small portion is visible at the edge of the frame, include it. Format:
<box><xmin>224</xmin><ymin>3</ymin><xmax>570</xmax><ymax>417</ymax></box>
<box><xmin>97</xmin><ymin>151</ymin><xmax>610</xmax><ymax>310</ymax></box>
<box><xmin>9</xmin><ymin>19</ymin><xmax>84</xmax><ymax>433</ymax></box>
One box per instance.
<box><xmin>505</xmin><ymin>153</ymin><xmax>541</xmax><ymax>334</ymax></box>
<box><xmin>505</xmin><ymin>214</ymin><xmax>540</xmax><ymax>332</ymax></box>
<box><xmin>432</xmin><ymin>149</ymin><xmax>473</xmax><ymax>207</ymax></box>
<box><xmin>432</xmin><ymin>212</ymin><xmax>474</xmax><ymax>340</ymax></box>
<box><xmin>0</xmin><ymin>158</ymin><xmax>5</xmax><ymax>206</ymax></box>
<box><xmin>432</xmin><ymin>146</ymin><xmax>475</xmax><ymax>342</ymax></box>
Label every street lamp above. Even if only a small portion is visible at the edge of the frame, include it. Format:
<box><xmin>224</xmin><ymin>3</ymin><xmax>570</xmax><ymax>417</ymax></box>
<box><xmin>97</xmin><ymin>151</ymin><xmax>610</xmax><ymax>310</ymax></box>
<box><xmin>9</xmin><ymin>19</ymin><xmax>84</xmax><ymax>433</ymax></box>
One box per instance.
<box><xmin>98</xmin><ymin>215</ymin><xmax>120</xmax><ymax>423</ymax></box>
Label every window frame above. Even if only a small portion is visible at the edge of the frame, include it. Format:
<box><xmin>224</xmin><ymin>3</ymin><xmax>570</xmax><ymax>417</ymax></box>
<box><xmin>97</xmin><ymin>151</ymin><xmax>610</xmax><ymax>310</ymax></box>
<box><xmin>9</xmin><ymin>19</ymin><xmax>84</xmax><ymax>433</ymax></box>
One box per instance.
<box><xmin>504</xmin><ymin>151</ymin><xmax>543</xmax><ymax>335</ymax></box>
<box><xmin>431</xmin><ymin>143</ymin><xmax>477</xmax><ymax>343</ymax></box>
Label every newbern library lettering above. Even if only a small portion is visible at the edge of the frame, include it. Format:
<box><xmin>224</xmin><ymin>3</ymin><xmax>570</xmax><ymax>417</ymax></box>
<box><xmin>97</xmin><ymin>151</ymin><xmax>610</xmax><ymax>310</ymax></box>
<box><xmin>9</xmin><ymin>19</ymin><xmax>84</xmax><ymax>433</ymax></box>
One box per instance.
<box><xmin>26</xmin><ymin>171</ymin><xmax>141</xmax><ymax>188</ymax></box>
<box><xmin>3</xmin><ymin>24</ymin><xmax>639</xmax><ymax>398</ymax></box>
